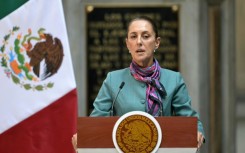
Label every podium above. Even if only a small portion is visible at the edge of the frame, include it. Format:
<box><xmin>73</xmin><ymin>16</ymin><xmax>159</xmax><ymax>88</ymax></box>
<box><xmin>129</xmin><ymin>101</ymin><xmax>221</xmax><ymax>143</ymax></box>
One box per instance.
<box><xmin>77</xmin><ymin>117</ymin><xmax>197</xmax><ymax>153</ymax></box>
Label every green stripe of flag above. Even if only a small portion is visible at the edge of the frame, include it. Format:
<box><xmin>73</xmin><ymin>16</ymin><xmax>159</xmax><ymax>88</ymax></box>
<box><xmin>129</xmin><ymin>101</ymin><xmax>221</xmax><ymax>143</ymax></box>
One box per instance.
<box><xmin>0</xmin><ymin>0</ymin><xmax>28</xmax><ymax>20</ymax></box>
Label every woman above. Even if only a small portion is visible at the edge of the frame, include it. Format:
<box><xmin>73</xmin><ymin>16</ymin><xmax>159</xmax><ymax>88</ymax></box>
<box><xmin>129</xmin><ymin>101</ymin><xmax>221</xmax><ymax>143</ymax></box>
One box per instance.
<box><xmin>73</xmin><ymin>16</ymin><xmax>205</xmax><ymax>150</ymax></box>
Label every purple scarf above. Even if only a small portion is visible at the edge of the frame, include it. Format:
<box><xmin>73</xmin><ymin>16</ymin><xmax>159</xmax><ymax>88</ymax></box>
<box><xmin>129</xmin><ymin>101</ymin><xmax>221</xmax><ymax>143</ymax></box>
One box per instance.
<box><xmin>130</xmin><ymin>59</ymin><xmax>166</xmax><ymax>116</ymax></box>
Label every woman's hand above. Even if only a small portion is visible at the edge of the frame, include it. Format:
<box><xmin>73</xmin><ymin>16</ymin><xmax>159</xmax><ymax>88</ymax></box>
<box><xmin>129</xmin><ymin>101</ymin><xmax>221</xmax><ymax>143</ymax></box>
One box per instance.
<box><xmin>72</xmin><ymin>133</ymin><xmax>77</xmax><ymax>151</ymax></box>
<box><xmin>197</xmin><ymin>131</ymin><xmax>204</xmax><ymax>149</ymax></box>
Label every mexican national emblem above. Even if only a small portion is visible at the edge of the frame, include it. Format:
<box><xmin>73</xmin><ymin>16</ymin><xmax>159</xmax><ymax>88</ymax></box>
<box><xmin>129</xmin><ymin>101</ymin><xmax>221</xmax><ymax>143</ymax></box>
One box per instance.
<box><xmin>113</xmin><ymin>111</ymin><xmax>162</xmax><ymax>153</ymax></box>
<box><xmin>0</xmin><ymin>27</ymin><xmax>63</xmax><ymax>91</ymax></box>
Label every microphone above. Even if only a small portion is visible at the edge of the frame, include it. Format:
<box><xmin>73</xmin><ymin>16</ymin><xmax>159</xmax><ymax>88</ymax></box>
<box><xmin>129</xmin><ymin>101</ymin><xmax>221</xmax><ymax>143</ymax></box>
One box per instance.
<box><xmin>110</xmin><ymin>81</ymin><xmax>125</xmax><ymax>116</ymax></box>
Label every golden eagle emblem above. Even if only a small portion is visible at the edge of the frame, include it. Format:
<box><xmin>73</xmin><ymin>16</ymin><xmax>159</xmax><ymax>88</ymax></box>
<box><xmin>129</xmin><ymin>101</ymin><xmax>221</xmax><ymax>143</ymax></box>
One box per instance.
<box><xmin>113</xmin><ymin>111</ymin><xmax>162</xmax><ymax>153</ymax></box>
<box><xmin>26</xmin><ymin>31</ymin><xmax>63</xmax><ymax>80</ymax></box>
<box><xmin>0</xmin><ymin>27</ymin><xmax>64</xmax><ymax>91</ymax></box>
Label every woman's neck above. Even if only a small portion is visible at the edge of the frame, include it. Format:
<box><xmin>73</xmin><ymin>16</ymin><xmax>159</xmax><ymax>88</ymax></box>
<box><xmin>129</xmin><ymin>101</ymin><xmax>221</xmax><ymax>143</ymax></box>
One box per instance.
<box><xmin>134</xmin><ymin>59</ymin><xmax>154</xmax><ymax>68</ymax></box>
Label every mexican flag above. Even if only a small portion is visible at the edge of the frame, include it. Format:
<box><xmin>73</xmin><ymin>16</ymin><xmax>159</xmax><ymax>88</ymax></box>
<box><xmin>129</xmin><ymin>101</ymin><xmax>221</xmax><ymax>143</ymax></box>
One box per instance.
<box><xmin>0</xmin><ymin>0</ymin><xmax>78</xmax><ymax>153</ymax></box>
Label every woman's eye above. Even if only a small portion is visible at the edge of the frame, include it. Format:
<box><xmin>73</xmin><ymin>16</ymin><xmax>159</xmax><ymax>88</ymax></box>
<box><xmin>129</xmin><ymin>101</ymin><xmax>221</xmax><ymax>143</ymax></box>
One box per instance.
<box><xmin>130</xmin><ymin>35</ymin><xmax>136</xmax><ymax>39</ymax></box>
<box><xmin>143</xmin><ymin>35</ymin><xmax>149</xmax><ymax>39</ymax></box>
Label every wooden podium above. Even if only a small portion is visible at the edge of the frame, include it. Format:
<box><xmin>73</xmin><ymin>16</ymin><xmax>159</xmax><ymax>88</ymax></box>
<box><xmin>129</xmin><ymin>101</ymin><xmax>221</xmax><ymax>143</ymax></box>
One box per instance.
<box><xmin>77</xmin><ymin>117</ymin><xmax>197</xmax><ymax>153</ymax></box>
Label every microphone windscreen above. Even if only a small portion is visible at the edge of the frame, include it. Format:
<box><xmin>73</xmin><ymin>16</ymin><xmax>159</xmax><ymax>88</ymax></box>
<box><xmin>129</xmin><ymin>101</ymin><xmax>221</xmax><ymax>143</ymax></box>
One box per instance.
<box><xmin>119</xmin><ymin>81</ymin><xmax>125</xmax><ymax>89</ymax></box>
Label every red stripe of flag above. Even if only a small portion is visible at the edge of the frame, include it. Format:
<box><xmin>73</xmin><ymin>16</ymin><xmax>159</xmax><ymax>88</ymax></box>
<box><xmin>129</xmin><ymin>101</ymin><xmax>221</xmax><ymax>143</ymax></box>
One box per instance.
<box><xmin>0</xmin><ymin>89</ymin><xmax>77</xmax><ymax>153</ymax></box>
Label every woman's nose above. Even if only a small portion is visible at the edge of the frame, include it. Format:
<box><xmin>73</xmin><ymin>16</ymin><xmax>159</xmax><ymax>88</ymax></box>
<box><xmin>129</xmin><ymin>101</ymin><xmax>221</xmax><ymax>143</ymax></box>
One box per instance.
<box><xmin>137</xmin><ymin>36</ymin><xmax>142</xmax><ymax>45</ymax></box>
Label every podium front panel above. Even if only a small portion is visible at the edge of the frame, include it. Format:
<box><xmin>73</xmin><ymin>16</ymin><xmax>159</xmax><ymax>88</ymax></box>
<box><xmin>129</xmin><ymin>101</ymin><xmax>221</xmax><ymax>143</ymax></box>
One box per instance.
<box><xmin>77</xmin><ymin>116</ymin><xmax>197</xmax><ymax>150</ymax></box>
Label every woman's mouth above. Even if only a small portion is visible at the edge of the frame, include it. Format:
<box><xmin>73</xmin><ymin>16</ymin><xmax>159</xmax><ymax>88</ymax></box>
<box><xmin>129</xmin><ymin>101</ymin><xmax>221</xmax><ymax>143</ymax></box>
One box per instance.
<box><xmin>136</xmin><ymin>49</ymin><xmax>145</xmax><ymax>53</ymax></box>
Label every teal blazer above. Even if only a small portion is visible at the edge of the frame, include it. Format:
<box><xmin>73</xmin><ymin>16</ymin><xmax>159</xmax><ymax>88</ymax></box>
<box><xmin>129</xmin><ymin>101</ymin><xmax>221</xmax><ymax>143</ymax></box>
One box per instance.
<box><xmin>90</xmin><ymin>68</ymin><xmax>205</xmax><ymax>135</ymax></box>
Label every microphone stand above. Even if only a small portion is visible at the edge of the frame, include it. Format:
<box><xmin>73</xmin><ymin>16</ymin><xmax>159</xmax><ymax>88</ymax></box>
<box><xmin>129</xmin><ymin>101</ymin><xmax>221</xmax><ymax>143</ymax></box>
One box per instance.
<box><xmin>110</xmin><ymin>82</ymin><xmax>125</xmax><ymax>116</ymax></box>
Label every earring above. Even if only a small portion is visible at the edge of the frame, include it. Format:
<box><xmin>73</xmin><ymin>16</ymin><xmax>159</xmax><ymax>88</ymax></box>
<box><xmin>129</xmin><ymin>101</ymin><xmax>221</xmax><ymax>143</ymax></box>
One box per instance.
<box><xmin>154</xmin><ymin>47</ymin><xmax>158</xmax><ymax>52</ymax></box>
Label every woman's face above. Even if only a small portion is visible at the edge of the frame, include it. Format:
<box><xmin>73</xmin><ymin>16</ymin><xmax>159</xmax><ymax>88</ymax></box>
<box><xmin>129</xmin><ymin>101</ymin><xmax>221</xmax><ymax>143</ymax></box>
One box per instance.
<box><xmin>126</xmin><ymin>19</ymin><xmax>160</xmax><ymax>68</ymax></box>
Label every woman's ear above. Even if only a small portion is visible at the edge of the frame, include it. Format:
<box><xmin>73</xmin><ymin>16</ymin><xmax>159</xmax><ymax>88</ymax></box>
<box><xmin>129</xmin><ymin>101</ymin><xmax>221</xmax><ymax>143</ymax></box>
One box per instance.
<box><xmin>155</xmin><ymin>37</ymin><xmax>161</xmax><ymax>49</ymax></box>
<box><xmin>125</xmin><ymin>38</ymin><xmax>129</xmax><ymax>48</ymax></box>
